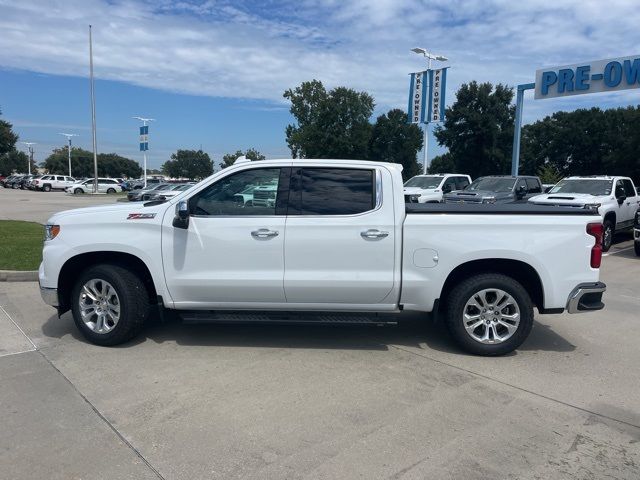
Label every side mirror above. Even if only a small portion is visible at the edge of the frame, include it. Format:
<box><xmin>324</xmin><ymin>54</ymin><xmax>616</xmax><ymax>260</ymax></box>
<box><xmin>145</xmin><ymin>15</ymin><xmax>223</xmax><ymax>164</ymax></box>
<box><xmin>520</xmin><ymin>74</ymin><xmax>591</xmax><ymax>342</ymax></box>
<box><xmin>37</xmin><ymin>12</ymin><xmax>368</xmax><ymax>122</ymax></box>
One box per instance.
<box><xmin>442</xmin><ymin>184</ymin><xmax>452</xmax><ymax>193</ymax></box>
<box><xmin>515</xmin><ymin>185</ymin><xmax>527</xmax><ymax>198</ymax></box>
<box><xmin>173</xmin><ymin>200</ymin><xmax>190</xmax><ymax>229</ymax></box>
<box><xmin>615</xmin><ymin>187</ymin><xmax>626</xmax><ymax>204</ymax></box>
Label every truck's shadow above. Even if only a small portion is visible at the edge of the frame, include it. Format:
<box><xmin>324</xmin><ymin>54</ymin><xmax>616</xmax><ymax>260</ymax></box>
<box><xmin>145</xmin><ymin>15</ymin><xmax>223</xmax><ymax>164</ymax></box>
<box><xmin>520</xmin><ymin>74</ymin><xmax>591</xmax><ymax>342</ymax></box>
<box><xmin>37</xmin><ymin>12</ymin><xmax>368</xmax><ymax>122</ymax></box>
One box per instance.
<box><xmin>42</xmin><ymin>311</ymin><xmax>575</xmax><ymax>354</ymax></box>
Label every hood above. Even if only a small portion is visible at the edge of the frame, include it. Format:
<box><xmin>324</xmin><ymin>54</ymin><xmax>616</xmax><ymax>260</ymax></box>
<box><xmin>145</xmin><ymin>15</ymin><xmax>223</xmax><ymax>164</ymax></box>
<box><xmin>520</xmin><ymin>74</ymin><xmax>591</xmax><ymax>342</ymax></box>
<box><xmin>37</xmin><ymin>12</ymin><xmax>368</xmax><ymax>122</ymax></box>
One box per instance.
<box><xmin>528</xmin><ymin>193</ymin><xmax>606</xmax><ymax>206</ymax></box>
<box><xmin>47</xmin><ymin>202</ymin><xmax>166</xmax><ymax>224</ymax></box>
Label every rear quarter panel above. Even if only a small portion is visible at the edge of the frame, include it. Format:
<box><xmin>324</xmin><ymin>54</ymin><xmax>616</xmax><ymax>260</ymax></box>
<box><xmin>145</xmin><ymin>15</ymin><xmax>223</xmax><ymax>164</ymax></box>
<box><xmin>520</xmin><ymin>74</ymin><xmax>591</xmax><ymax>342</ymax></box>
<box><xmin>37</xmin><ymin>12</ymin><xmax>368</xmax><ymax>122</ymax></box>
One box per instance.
<box><xmin>401</xmin><ymin>213</ymin><xmax>602</xmax><ymax>311</ymax></box>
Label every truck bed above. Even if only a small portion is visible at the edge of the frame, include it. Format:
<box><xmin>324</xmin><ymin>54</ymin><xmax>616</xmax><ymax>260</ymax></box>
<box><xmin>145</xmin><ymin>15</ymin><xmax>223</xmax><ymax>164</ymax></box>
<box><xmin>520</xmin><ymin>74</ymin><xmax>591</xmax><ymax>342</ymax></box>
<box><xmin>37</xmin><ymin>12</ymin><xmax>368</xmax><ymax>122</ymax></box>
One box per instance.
<box><xmin>405</xmin><ymin>203</ymin><xmax>596</xmax><ymax>215</ymax></box>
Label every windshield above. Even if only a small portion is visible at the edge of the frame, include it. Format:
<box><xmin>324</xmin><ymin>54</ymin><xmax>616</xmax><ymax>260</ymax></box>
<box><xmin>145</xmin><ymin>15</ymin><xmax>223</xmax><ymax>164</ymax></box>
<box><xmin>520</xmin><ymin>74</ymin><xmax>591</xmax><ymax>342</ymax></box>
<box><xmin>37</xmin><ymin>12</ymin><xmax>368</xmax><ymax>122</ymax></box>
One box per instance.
<box><xmin>404</xmin><ymin>176</ymin><xmax>442</xmax><ymax>189</ymax></box>
<box><xmin>466</xmin><ymin>177</ymin><xmax>516</xmax><ymax>192</ymax></box>
<box><xmin>549</xmin><ymin>179</ymin><xmax>612</xmax><ymax>196</ymax></box>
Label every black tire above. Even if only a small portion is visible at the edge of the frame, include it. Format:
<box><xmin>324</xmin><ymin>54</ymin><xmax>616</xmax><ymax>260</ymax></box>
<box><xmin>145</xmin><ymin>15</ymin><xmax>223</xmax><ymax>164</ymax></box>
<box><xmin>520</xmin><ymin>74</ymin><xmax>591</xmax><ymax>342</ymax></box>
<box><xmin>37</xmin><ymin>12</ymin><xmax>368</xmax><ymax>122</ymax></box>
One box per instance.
<box><xmin>43</xmin><ymin>184</ymin><xmax>51</xmax><ymax>192</ymax></box>
<box><xmin>71</xmin><ymin>264</ymin><xmax>150</xmax><ymax>346</ymax></box>
<box><xmin>445</xmin><ymin>273</ymin><xmax>534</xmax><ymax>356</ymax></box>
<box><xmin>74</xmin><ymin>188</ymin><xmax>84</xmax><ymax>194</ymax></box>
<box><xmin>106</xmin><ymin>188</ymin><xmax>116</xmax><ymax>194</ymax></box>
<box><xmin>635</xmin><ymin>241</ymin><xmax>640</xmax><ymax>257</ymax></box>
<box><xmin>602</xmin><ymin>219</ymin><xmax>614</xmax><ymax>252</ymax></box>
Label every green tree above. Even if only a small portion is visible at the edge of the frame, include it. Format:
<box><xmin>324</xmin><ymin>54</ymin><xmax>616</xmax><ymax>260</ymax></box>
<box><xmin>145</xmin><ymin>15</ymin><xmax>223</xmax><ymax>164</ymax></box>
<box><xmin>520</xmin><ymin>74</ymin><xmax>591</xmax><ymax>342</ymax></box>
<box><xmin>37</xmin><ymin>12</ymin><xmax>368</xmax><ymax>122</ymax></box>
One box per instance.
<box><xmin>0</xmin><ymin>150</ymin><xmax>29</xmax><ymax>176</ymax></box>
<box><xmin>0</xmin><ymin>109</ymin><xmax>18</xmax><ymax>156</ymax></box>
<box><xmin>434</xmin><ymin>81</ymin><xmax>515</xmax><ymax>178</ymax></box>
<box><xmin>536</xmin><ymin>163</ymin><xmax>562</xmax><ymax>184</ymax></box>
<box><xmin>0</xmin><ymin>108</ymin><xmax>30</xmax><ymax>175</ymax></box>
<box><xmin>43</xmin><ymin>147</ymin><xmax>142</xmax><ymax>178</ymax></box>
<box><xmin>220</xmin><ymin>148</ymin><xmax>266</xmax><ymax>169</ymax></box>
<box><xmin>162</xmin><ymin>149</ymin><xmax>213</xmax><ymax>180</ymax></box>
<box><xmin>428</xmin><ymin>153</ymin><xmax>457</xmax><ymax>174</ymax></box>
<box><xmin>284</xmin><ymin>80</ymin><xmax>374</xmax><ymax>159</ymax></box>
<box><xmin>368</xmin><ymin>109</ymin><xmax>422</xmax><ymax>180</ymax></box>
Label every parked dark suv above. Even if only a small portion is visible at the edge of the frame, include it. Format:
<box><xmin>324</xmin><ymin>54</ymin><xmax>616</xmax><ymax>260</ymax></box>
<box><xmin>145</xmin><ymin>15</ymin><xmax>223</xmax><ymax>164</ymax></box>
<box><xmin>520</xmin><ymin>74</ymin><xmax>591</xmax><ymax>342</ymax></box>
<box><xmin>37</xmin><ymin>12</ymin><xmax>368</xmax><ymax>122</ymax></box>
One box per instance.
<box><xmin>443</xmin><ymin>175</ymin><xmax>543</xmax><ymax>204</ymax></box>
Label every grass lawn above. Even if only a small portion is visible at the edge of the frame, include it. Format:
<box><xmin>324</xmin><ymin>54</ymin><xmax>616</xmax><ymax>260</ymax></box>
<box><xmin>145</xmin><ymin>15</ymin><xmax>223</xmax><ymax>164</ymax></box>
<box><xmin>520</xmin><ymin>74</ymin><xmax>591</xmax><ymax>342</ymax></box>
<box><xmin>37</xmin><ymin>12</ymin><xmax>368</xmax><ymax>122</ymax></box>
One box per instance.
<box><xmin>0</xmin><ymin>220</ymin><xmax>43</xmax><ymax>271</ymax></box>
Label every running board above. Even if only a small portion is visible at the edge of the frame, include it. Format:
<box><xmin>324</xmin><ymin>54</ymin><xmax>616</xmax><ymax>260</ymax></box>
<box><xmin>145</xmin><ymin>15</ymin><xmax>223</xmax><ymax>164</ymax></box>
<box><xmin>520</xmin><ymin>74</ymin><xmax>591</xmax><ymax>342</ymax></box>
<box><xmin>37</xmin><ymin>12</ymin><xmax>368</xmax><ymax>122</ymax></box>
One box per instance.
<box><xmin>179</xmin><ymin>310</ymin><xmax>398</xmax><ymax>326</ymax></box>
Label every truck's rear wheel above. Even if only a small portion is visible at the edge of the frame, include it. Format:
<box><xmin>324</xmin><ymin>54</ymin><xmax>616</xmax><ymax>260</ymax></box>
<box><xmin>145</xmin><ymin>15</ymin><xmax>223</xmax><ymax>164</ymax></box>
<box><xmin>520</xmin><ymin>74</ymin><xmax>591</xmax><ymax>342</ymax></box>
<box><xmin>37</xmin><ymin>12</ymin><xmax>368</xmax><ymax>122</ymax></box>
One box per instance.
<box><xmin>446</xmin><ymin>273</ymin><xmax>533</xmax><ymax>356</ymax></box>
<box><xmin>71</xmin><ymin>264</ymin><xmax>149</xmax><ymax>346</ymax></box>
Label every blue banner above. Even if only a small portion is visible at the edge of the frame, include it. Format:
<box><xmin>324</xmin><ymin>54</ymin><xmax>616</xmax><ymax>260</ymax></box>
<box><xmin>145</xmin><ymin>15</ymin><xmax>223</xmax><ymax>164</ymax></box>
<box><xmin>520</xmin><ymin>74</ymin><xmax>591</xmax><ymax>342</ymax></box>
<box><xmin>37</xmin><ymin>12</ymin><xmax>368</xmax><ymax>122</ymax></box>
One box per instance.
<box><xmin>407</xmin><ymin>71</ymin><xmax>428</xmax><ymax>123</ymax></box>
<box><xmin>427</xmin><ymin>68</ymin><xmax>448</xmax><ymax>123</ymax></box>
<box><xmin>139</xmin><ymin>125</ymin><xmax>149</xmax><ymax>151</ymax></box>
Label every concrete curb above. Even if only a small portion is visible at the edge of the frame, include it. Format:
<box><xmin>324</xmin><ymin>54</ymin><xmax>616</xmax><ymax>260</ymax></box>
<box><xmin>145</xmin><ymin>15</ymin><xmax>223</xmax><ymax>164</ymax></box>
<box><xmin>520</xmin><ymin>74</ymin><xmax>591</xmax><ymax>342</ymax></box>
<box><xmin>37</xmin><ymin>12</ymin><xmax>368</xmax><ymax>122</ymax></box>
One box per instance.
<box><xmin>0</xmin><ymin>270</ymin><xmax>39</xmax><ymax>282</ymax></box>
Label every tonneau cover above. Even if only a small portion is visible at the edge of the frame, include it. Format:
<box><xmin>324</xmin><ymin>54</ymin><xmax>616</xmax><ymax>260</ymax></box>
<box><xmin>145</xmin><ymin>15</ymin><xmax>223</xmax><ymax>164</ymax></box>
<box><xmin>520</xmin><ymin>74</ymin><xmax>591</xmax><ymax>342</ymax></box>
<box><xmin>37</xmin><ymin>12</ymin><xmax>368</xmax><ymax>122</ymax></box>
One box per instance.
<box><xmin>406</xmin><ymin>202</ymin><xmax>597</xmax><ymax>215</ymax></box>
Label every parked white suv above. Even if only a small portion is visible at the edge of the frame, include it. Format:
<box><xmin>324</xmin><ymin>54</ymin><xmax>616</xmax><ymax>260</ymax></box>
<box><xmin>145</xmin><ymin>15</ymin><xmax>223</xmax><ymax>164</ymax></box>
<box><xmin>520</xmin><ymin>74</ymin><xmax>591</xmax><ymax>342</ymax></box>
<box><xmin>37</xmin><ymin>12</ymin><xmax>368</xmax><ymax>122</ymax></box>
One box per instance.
<box><xmin>404</xmin><ymin>174</ymin><xmax>472</xmax><ymax>203</ymax></box>
<box><xmin>34</xmin><ymin>175</ymin><xmax>76</xmax><ymax>192</ymax></box>
<box><xmin>528</xmin><ymin>176</ymin><xmax>640</xmax><ymax>251</ymax></box>
<box><xmin>66</xmin><ymin>178</ymin><xmax>123</xmax><ymax>194</ymax></box>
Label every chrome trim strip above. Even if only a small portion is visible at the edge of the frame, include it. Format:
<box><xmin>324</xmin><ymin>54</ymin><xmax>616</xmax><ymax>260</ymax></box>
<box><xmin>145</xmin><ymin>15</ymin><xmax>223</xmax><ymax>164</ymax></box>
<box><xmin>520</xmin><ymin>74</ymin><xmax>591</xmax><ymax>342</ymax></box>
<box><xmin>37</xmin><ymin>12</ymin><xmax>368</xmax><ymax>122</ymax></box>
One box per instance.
<box><xmin>375</xmin><ymin>168</ymin><xmax>383</xmax><ymax>209</ymax></box>
<box><xmin>40</xmin><ymin>286</ymin><xmax>59</xmax><ymax>307</ymax></box>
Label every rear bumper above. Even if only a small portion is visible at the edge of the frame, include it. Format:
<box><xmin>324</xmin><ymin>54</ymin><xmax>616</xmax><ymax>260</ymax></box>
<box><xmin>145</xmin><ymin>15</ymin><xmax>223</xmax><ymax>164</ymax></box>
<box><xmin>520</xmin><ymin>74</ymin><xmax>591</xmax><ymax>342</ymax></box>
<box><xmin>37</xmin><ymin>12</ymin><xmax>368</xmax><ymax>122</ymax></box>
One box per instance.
<box><xmin>566</xmin><ymin>282</ymin><xmax>606</xmax><ymax>314</ymax></box>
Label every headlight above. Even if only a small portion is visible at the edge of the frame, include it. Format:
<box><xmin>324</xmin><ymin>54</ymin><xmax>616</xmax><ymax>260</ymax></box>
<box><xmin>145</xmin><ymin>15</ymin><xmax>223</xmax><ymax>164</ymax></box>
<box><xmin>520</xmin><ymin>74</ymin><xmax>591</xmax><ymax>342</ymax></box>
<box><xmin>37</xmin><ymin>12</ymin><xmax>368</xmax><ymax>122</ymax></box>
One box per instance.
<box><xmin>44</xmin><ymin>224</ymin><xmax>60</xmax><ymax>241</ymax></box>
<box><xmin>410</xmin><ymin>194</ymin><xmax>420</xmax><ymax>203</ymax></box>
<box><xmin>481</xmin><ymin>196</ymin><xmax>496</xmax><ymax>204</ymax></box>
<box><xmin>584</xmin><ymin>203</ymin><xmax>601</xmax><ymax>210</ymax></box>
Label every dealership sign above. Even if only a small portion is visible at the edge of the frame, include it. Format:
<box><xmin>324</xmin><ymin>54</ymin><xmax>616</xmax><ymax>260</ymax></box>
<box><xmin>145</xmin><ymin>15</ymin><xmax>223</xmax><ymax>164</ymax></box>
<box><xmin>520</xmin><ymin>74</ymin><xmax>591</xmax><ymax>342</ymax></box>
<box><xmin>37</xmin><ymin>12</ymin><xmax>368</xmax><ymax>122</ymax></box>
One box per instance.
<box><xmin>407</xmin><ymin>68</ymin><xmax>448</xmax><ymax>123</ymax></box>
<box><xmin>535</xmin><ymin>55</ymin><xmax>640</xmax><ymax>100</ymax></box>
<box><xmin>408</xmin><ymin>71</ymin><xmax>427</xmax><ymax>123</ymax></box>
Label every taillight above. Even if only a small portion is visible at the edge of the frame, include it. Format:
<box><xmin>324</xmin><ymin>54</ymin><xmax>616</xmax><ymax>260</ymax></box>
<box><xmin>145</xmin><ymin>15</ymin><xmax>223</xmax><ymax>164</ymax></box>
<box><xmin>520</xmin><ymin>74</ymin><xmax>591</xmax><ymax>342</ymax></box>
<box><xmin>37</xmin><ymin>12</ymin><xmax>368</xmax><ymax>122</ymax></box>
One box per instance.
<box><xmin>587</xmin><ymin>222</ymin><xmax>603</xmax><ymax>268</ymax></box>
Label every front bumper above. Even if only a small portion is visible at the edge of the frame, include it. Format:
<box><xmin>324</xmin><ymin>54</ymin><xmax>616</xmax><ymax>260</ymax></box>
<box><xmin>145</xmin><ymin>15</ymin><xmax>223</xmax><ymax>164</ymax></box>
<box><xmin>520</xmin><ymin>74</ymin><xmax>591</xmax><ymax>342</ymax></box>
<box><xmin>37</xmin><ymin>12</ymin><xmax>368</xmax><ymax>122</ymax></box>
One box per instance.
<box><xmin>566</xmin><ymin>282</ymin><xmax>606</xmax><ymax>314</ymax></box>
<box><xmin>40</xmin><ymin>285</ymin><xmax>59</xmax><ymax>307</ymax></box>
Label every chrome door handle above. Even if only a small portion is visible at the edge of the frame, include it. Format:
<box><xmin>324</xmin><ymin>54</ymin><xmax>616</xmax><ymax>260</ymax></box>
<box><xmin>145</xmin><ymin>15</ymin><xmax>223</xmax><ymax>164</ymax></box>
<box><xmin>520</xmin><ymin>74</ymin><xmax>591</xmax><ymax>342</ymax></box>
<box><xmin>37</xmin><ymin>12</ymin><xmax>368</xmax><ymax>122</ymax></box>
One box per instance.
<box><xmin>251</xmin><ymin>228</ymin><xmax>279</xmax><ymax>239</ymax></box>
<box><xmin>361</xmin><ymin>229</ymin><xmax>389</xmax><ymax>239</ymax></box>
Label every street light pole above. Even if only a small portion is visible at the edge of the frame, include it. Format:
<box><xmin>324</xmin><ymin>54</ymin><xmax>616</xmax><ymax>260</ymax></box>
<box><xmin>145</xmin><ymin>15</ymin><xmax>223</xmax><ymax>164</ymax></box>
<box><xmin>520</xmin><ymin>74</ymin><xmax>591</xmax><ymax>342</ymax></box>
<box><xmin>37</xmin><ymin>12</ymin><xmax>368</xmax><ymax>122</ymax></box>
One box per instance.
<box><xmin>59</xmin><ymin>133</ymin><xmax>79</xmax><ymax>177</ymax></box>
<box><xmin>133</xmin><ymin>116</ymin><xmax>155</xmax><ymax>188</ymax></box>
<box><xmin>411</xmin><ymin>47</ymin><xmax>449</xmax><ymax>174</ymax></box>
<box><xmin>22</xmin><ymin>142</ymin><xmax>36</xmax><ymax>175</ymax></box>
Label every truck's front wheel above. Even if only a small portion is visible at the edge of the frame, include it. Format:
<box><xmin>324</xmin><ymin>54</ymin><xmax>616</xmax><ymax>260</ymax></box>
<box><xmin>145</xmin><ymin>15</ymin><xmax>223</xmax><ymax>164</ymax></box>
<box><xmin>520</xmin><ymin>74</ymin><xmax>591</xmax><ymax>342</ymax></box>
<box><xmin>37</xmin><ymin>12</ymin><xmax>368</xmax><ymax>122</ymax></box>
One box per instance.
<box><xmin>71</xmin><ymin>264</ymin><xmax>149</xmax><ymax>346</ymax></box>
<box><xmin>446</xmin><ymin>273</ymin><xmax>534</xmax><ymax>356</ymax></box>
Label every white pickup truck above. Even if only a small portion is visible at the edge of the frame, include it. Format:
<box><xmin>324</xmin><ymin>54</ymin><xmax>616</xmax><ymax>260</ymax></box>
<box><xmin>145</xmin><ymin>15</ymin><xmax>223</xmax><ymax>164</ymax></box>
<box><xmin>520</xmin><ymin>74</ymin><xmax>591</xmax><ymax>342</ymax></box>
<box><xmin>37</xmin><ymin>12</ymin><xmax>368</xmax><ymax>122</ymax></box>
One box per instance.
<box><xmin>404</xmin><ymin>173</ymin><xmax>472</xmax><ymax>203</ymax></box>
<box><xmin>528</xmin><ymin>176</ymin><xmax>640</xmax><ymax>251</ymax></box>
<box><xmin>39</xmin><ymin>159</ymin><xmax>606</xmax><ymax>355</ymax></box>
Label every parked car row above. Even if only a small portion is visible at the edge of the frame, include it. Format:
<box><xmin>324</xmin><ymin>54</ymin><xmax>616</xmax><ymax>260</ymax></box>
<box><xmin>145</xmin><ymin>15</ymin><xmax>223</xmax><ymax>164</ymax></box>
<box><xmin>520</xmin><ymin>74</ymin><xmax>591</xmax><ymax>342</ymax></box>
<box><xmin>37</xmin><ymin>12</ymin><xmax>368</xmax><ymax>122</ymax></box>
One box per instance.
<box><xmin>127</xmin><ymin>182</ymin><xmax>195</xmax><ymax>201</ymax></box>
<box><xmin>403</xmin><ymin>173</ymin><xmax>639</xmax><ymax>252</ymax></box>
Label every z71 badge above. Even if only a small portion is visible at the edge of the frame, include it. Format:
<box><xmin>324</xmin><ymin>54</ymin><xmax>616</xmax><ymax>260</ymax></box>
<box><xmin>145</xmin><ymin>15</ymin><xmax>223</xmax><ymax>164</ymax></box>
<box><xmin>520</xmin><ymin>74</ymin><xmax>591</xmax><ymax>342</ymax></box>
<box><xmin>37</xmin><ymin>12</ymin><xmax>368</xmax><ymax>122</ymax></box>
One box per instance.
<box><xmin>127</xmin><ymin>213</ymin><xmax>156</xmax><ymax>220</ymax></box>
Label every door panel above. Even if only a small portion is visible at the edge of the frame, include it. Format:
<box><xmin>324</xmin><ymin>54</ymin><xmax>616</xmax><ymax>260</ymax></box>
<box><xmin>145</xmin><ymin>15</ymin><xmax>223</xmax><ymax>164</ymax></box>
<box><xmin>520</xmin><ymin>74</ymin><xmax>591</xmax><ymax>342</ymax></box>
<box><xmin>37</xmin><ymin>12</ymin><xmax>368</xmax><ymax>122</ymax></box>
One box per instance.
<box><xmin>162</xmin><ymin>167</ymin><xmax>289</xmax><ymax>307</ymax></box>
<box><xmin>284</xmin><ymin>167</ymin><xmax>396</xmax><ymax>304</ymax></box>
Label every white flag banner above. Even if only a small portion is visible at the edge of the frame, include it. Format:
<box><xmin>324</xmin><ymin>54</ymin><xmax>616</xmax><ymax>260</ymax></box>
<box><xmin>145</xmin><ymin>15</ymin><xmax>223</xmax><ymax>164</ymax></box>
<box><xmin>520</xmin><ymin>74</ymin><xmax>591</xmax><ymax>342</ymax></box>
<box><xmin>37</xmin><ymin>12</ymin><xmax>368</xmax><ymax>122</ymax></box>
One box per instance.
<box><xmin>407</xmin><ymin>71</ymin><xmax>428</xmax><ymax>123</ymax></box>
<box><xmin>427</xmin><ymin>68</ymin><xmax>448</xmax><ymax>123</ymax></box>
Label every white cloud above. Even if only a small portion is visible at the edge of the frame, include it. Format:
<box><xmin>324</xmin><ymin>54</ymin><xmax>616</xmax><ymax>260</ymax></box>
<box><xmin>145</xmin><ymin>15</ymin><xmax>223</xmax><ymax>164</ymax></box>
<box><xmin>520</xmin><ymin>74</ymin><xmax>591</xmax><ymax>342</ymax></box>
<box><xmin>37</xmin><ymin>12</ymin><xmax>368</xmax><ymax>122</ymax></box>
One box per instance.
<box><xmin>0</xmin><ymin>0</ymin><xmax>639</xmax><ymax>123</ymax></box>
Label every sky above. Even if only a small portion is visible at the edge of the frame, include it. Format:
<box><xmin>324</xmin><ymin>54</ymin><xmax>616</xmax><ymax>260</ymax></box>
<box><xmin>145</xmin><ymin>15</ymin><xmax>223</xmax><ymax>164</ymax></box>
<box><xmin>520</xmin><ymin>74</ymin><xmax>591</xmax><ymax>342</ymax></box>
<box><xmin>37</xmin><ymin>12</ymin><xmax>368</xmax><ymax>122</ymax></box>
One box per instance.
<box><xmin>1</xmin><ymin>0</ymin><xmax>639</xmax><ymax>170</ymax></box>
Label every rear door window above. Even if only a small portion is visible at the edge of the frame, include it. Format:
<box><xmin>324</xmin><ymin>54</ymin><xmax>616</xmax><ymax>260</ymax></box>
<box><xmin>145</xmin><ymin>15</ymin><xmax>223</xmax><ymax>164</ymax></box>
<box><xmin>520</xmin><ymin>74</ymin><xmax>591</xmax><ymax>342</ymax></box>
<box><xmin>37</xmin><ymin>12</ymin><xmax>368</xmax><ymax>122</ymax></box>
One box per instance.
<box><xmin>291</xmin><ymin>168</ymin><xmax>375</xmax><ymax>215</ymax></box>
